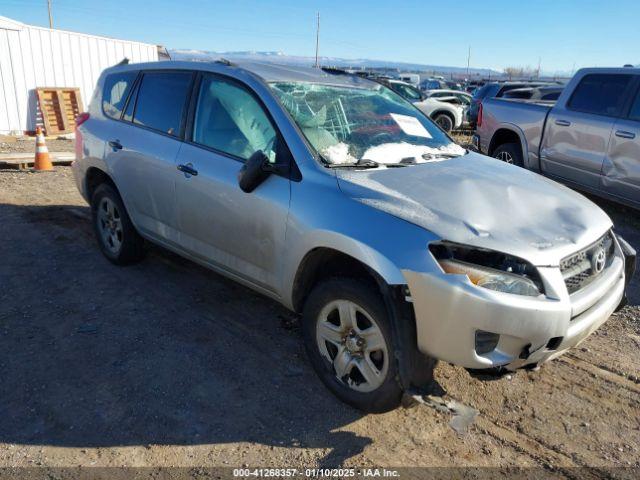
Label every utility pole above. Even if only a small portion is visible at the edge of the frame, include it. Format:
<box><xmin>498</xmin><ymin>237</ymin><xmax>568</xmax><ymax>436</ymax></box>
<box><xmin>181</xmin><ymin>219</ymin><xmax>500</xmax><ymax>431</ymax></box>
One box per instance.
<box><xmin>537</xmin><ymin>57</ymin><xmax>541</xmax><ymax>79</ymax></box>
<box><xmin>466</xmin><ymin>46</ymin><xmax>471</xmax><ymax>79</ymax></box>
<box><xmin>47</xmin><ymin>0</ymin><xmax>53</xmax><ymax>29</ymax></box>
<box><xmin>314</xmin><ymin>12</ymin><xmax>320</xmax><ymax>68</ymax></box>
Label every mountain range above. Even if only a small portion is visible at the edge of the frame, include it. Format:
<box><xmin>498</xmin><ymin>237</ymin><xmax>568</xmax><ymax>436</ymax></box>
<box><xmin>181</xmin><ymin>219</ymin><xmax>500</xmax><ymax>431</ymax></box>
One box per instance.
<box><xmin>169</xmin><ymin>49</ymin><xmax>503</xmax><ymax>77</ymax></box>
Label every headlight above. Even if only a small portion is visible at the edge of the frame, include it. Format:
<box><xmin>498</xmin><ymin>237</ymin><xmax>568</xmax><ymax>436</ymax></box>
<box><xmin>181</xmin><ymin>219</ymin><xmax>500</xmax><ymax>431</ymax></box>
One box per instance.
<box><xmin>438</xmin><ymin>259</ymin><xmax>541</xmax><ymax>297</ymax></box>
<box><xmin>430</xmin><ymin>241</ymin><xmax>543</xmax><ymax>297</ymax></box>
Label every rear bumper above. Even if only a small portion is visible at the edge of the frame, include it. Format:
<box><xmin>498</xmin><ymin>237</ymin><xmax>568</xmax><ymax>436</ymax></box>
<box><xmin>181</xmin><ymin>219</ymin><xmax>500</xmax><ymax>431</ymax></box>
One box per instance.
<box><xmin>71</xmin><ymin>158</ymin><xmax>89</xmax><ymax>203</ymax></box>
<box><xmin>402</xmin><ymin>238</ymin><xmax>627</xmax><ymax>370</ymax></box>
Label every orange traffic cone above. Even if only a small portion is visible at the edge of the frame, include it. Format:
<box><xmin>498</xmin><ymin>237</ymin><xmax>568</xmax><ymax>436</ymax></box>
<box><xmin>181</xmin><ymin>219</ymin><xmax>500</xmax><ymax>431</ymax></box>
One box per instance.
<box><xmin>34</xmin><ymin>127</ymin><xmax>53</xmax><ymax>171</ymax></box>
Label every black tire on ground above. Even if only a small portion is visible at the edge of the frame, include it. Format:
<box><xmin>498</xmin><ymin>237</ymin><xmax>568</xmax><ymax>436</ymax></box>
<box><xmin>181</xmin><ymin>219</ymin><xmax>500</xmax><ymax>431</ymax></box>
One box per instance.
<box><xmin>91</xmin><ymin>183</ymin><xmax>145</xmax><ymax>265</ymax></box>
<box><xmin>302</xmin><ymin>278</ymin><xmax>403</xmax><ymax>413</ymax></box>
<box><xmin>433</xmin><ymin>113</ymin><xmax>454</xmax><ymax>132</ymax></box>
<box><xmin>493</xmin><ymin>142</ymin><xmax>524</xmax><ymax>167</ymax></box>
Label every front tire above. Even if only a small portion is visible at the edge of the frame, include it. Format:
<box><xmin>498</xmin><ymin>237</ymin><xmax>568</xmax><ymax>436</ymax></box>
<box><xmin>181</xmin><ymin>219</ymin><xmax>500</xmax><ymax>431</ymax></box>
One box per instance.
<box><xmin>302</xmin><ymin>278</ymin><xmax>403</xmax><ymax>413</ymax></box>
<box><xmin>493</xmin><ymin>142</ymin><xmax>524</xmax><ymax>167</ymax></box>
<box><xmin>91</xmin><ymin>183</ymin><xmax>145</xmax><ymax>265</ymax></box>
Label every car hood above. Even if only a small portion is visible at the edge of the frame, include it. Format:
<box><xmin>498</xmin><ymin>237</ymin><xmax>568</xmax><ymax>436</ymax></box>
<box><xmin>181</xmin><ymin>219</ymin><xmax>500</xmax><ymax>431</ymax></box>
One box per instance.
<box><xmin>335</xmin><ymin>151</ymin><xmax>612</xmax><ymax>266</ymax></box>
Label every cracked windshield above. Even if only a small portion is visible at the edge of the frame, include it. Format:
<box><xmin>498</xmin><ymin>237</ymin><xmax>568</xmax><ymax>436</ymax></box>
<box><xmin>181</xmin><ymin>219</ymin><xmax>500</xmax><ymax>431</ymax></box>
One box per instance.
<box><xmin>271</xmin><ymin>82</ymin><xmax>466</xmax><ymax>167</ymax></box>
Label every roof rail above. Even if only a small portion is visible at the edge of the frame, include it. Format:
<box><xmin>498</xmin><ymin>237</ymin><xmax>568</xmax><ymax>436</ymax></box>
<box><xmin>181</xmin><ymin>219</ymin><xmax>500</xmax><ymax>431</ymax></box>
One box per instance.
<box><xmin>321</xmin><ymin>67</ymin><xmax>351</xmax><ymax>75</ymax></box>
<box><xmin>216</xmin><ymin>58</ymin><xmax>235</xmax><ymax>67</ymax></box>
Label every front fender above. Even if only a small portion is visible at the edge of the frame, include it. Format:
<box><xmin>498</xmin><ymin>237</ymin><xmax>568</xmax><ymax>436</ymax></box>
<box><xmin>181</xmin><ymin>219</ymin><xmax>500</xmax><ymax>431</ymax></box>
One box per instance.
<box><xmin>280</xmin><ymin>177</ymin><xmax>439</xmax><ymax>309</ymax></box>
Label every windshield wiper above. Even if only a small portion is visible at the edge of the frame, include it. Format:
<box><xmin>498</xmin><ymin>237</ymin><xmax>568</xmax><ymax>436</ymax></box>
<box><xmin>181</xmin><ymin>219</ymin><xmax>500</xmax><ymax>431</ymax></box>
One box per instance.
<box><xmin>421</xmin><ymin>152</ymin><xmax>463</xmax><ymax>160</ymax></box>
<box><xmin>326</xmin><ymin>159</ymin><xmax>380</xmax><ymax>169</ymax></box>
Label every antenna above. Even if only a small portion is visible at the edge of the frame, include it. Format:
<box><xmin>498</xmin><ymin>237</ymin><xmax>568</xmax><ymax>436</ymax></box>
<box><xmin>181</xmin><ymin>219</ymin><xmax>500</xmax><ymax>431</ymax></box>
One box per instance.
<box><xmin>314</xmin><ymin>12</ymin><xmax>320</xmax><ymax>68</ymax></box>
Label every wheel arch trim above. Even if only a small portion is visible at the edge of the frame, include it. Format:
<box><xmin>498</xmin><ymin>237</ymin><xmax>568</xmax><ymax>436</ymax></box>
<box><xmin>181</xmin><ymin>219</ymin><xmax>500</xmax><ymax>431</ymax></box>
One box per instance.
<box><xmin>488</xmin><ymin>124</ymin><xmax>530</xmax><ymax>168</ymax></box>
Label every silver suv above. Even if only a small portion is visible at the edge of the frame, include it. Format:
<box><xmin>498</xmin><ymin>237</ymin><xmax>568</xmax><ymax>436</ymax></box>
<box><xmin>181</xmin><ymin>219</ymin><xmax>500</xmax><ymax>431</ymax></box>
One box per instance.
<box><xmin>73</xmin><ymin>61</ymin><xmax>633</xmax><ymax>412</ymax></box>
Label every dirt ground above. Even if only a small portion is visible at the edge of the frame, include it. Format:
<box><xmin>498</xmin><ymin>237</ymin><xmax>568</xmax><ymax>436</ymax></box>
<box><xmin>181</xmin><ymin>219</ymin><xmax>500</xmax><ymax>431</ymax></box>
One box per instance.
<box><xmin>0</xmin><ymin>155</ymin><xmax>639</xmax><ymax>475</ymax></box>
<box><xmin>0</xmin><ymin>136</ymin><xmax>74</xmax><ymax>155</ymax></box>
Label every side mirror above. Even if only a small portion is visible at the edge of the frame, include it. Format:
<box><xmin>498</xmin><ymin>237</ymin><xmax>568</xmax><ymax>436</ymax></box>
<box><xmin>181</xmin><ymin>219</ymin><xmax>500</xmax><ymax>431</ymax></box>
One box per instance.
<box><xmin>238</xmin><ymin>150</ymin><xmax>271</xmax><ymax>193</ymax></box>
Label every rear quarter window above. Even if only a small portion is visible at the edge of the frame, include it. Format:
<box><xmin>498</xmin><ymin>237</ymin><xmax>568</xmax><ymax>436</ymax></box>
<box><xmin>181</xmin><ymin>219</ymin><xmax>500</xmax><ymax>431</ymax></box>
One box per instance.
<box><xmin>102</xmin><ymin>71</ymin><xmax>138</xmax><ymax>119</ymax></box>
<box><xmin>567</xmin><ymin>74</ymin><xmax>633</xmax><ymax>117</ymax></box>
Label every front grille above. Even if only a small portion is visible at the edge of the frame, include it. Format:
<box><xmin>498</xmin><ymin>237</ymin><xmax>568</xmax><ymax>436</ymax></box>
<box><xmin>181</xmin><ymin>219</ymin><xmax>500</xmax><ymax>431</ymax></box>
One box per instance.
<box><xmin>561</xmin><ymin>232</ymin><xmax>614</xmax><ymax>295</ymax></box>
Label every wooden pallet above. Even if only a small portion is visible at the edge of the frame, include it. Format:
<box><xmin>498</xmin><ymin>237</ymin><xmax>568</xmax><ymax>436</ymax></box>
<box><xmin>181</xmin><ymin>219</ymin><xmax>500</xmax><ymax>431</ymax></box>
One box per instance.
<box><xmin>35</xmin><ymin>88</ymin><xmax>84</xmax><ymax>135</ymax></box>
<box><xmin>0</xmin><ymin>154</ymin><xmax>74</xmax><ymax>170</ymax></box>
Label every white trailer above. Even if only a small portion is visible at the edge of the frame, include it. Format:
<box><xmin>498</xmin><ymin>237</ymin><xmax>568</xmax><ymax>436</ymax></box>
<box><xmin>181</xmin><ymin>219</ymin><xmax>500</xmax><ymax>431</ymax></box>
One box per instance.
<box><xmin>0</xmin><ymin>15</ymin><xmax>159</xmax><ymax>134</ymax></box>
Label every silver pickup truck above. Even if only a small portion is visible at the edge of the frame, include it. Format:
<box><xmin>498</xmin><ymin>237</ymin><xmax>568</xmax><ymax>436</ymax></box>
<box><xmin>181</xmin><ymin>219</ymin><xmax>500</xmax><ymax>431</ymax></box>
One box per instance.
<box><xmin>474</xmin><ymin>67</ymin><xmax>640</xmax><ymax>208</ymax></box>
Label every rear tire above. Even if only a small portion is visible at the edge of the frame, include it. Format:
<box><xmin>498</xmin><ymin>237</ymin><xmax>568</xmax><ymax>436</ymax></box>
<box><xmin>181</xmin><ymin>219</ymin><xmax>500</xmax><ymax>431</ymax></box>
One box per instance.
<box><xmin>493</xmin><ymin>142</ymin><xmax>524</xmax><ymax>167</ymax></box>
<box><xmin>433</xmin><ymin>113</ymin><xmax>454</xmax><ymax>132</ymax></box>
<box><xmin>302</xmin><ymin>278</ymin><xmax>403</xmax><ymax>413</ymax></box>
<box><xmin>91</xmin><ymin>183</ymin><xmax>145</xmax><ymax>265</ymax></box>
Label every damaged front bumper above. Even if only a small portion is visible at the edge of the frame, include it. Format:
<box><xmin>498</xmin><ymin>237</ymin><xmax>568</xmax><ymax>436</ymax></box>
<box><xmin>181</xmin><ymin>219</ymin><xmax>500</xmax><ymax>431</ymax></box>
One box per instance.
<box><xmin>402</xmin><ymin>238</ymin><xmax>629</xmax><ymax>371</ymax></box>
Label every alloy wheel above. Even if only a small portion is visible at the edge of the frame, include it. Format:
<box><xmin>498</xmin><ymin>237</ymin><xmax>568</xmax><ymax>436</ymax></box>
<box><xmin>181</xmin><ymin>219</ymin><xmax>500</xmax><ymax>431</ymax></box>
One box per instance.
<box><xmin>316</xmin><ymin>299</ymin><xmax>389</xmax><ymax>393</ymax></box>
<box><xmin>97</xmin><ymin>197</ymin><xmax>123</xmax><ymax>254</ymax></box>
<box><xmin>496</xmin><ymin>151</ymin><xmax>514</xmax><ymax>164</ymax></box>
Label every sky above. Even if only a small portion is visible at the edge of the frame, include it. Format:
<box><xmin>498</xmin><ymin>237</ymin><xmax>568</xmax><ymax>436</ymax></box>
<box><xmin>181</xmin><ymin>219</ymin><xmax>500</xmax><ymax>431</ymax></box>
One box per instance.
<box><xmin>1</xmin><ymin>0</ymin><xmax>638</xmax><ymax>74</ymax></box>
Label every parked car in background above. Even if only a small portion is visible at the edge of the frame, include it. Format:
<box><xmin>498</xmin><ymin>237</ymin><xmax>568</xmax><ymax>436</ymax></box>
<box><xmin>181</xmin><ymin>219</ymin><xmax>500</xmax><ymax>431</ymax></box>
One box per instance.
<box><xmin>74</xmin><ymin>60</ymin><xmax>634</xmax><ymax>413</ymax></box>
<box><xmin>474</xmin><ymin>68</ymin><xmax>640</xmax><ymax>208</ymax></box>
<box><xmin>424</xmin><ymin>89</ymin><xmax>472</xmax><ymax>106</ymax></box>
<box><xmin>420</xmin><ymin>78</ymin><xmax>448</xmax><ymax>91</ymax></box>
<box><xmin>464</xmin><ymin>80</ymin><xmax>486</xmax><ymax>93</ymax></box>
<box><xmin>468</xmin><ymin>81</ymin><xmax>555</xmax><ymax>127</ymax></box>
<box><xmin>376</xmin><ymin>79</ymin><xmax>464</xmax><ymax>132</ymax></box>
<box><xmin>398</xmin><ymin>73</ymin><xmax>420</xmax><ymax>86</ymax></box>
<box><xmin>423</xmin><ymin>89</ymin><xmax>472</xmax><ymax>127</ymax></box>
<box><xmin>502</xmin><ymin>86</ymin><xmax>564</xmax><ymax>101</ymax></box>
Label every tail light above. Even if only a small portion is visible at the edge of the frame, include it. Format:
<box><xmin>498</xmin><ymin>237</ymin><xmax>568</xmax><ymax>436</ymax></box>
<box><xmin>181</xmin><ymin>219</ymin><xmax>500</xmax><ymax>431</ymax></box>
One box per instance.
<box><xmin>75</xmin><ymin>113</ymin><xmax>89</xmax><ymax>160</ymax></box>
<box><xmin>75</xmin><ymin>112</ymin><xmax>90</xmax><ymax>127</ymax></box>
<box><xmin>477</xmin><ymin>102</ymin><xmax>483</xmax><ymax>127</ymax></box>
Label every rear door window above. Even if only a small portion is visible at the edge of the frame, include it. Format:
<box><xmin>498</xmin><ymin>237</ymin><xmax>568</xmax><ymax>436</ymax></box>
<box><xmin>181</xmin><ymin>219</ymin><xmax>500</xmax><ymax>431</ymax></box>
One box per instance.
<box><xmin>132</xmin><ymin>71</ymin><xmax>193</xmax><ymax>137</ymax></box>
<box><xmin>102</xmin><ymin>71</ymin><xmax>137</xmax><ymax>119</ymax></box>
<box><xmin>567</xmin><ymin>74</ymin><xmax>633</xmax><ymax>117</ymax></box>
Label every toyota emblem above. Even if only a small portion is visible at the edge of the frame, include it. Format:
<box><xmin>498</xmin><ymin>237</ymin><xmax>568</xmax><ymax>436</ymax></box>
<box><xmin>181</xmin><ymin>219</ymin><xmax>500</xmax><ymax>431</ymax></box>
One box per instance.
<box><xmin>591</xmin><ymin>247</ymin><xmax>607</xmax><ymax>274</ymax></box>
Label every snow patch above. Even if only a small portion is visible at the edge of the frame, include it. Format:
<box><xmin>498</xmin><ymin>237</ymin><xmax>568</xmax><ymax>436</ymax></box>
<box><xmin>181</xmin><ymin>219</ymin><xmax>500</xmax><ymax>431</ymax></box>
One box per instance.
<box><xmin>362</xmin><ymin>142</ymin><xmax>465</xmax><ymax>164</ymax></box>
<box><xmin>321</xmin><ymin>142</ymin><xmax>358</xmax><ymax>165</ymax></box>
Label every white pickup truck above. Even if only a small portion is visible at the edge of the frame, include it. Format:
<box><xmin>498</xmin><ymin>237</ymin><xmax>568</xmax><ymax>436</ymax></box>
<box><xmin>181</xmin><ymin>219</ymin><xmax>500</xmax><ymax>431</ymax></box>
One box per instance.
<box><xmin>474</xmin><ymin>67</ymin><xmax>640</xmax><ymax>208</ymax></box>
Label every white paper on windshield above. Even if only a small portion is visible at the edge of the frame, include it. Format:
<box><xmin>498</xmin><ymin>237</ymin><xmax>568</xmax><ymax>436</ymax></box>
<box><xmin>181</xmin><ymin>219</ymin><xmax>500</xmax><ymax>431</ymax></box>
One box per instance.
<box><xmin>390</xmin><ymin>113</ymin><xmax>432</xmax><ymax>139</ymax></box>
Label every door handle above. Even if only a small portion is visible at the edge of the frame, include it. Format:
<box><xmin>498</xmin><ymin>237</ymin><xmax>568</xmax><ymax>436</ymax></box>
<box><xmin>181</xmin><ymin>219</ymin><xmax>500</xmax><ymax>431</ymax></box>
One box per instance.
<box><xmin>615</xmin><ymin>130</ymin><xmax>636</xmax><ymax>139</ymax></box>
<box><xmin>108</xmin><ymin>140</ymin><xmax>123</xmax><ymax>150</ymax></box>
<box><xmin>555</xmin><ymin>119</ymin><xmax>571</xmax><ymax>127</ymax></box>
<box><xmin>177</xmin><ymin>163</ymin><xmax>198</xmax><ymax>176</ymax></box>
